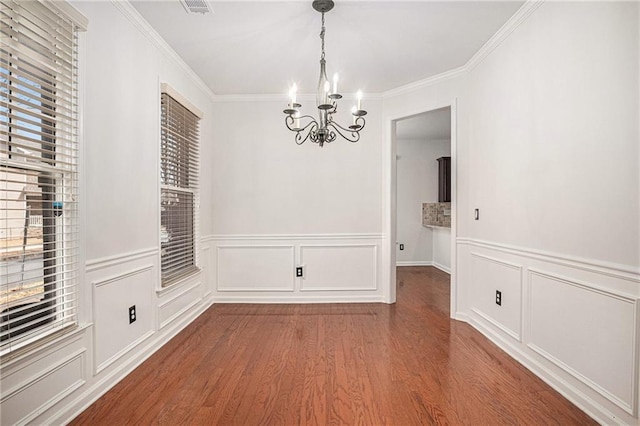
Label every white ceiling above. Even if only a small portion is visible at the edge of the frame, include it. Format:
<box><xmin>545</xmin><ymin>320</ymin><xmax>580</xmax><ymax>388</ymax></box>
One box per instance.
<box><xmin>131</xmin><ymin>1</ymin><xmax>524</xmax><ymax>95</ymax></box>
<box><xmin>396</xmin><ymin>107</ymin><xmax>451</xmax><ymax>141</ymax></box>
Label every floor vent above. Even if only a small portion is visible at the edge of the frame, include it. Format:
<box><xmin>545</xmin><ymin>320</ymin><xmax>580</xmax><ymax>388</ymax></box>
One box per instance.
<box><xmin>180</xmin><ymin>0</ymin><xmax>211</xmax><ymax>14</ymax></box>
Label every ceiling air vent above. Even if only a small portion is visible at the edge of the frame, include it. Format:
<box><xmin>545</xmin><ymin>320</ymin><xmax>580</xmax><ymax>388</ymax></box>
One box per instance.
<box><xmin>179</xmin><ymin>0</ymin><xmax>211</xmax><ymax>14</ymax></box>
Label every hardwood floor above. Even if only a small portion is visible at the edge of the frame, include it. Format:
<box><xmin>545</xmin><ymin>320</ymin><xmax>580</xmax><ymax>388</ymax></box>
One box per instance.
<box><xmin>71</xmin><ymin>266</ymin><xmax>596</xmax><ymax>425</ymax></box>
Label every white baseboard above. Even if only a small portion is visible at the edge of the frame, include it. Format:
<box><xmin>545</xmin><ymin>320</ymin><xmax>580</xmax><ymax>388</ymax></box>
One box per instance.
<box><xmin>432</xmin><ymin>262</ymin><xmax>451</xmax><ymax>274</ymax></box>
<box><xmin>396</xmin><ymin>261</ymin><xmax>451</xmax><ymax>275</ymax></box>
<box><xmin>462</xmin><ymin>310</ymin><xmax>620</xmax><ymax>425</ymax></box>
<box><xmin>212</xmin><ymin>295</ymin><xmax>386</xmax><ymax>304</ymax></box>
<box><xmin>396</xmin><ymin>261</ymin><xmax>433</xmax><ymax>267</ymax></box>
<box><xmin>53</xmin><ymin>296</ymin><xmax>213</xmax><ymax>425</ymax></box>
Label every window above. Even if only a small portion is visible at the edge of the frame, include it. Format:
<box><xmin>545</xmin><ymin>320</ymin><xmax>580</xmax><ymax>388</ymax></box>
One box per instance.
<box><xmin>1</xmin><ymin>0</ymin><xmax>83</xmax><ymax>354</ymax></box>
<box><xmin>160</xmin><ymin>89</ymin><xmax>200</xmax><ymax>286</ymax></box>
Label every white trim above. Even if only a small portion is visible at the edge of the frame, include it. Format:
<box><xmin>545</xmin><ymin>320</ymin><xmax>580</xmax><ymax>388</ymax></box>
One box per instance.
<box><xmin>471</xmin><ymin>251</ymin><xmax>524</xmax><ymax>271</ymax></box>
<box><xmin>213</xmin><ymin>295</ymin><xmax>385</xmax><ymax>304</ymax></box>
<box><xmin>158</xmin><ymin>282</ymin><xmax>202</xmax><ymax>329</ymax></box>
<box><xmin>461</xmin><ymin>313</ymin><xmax>617</xmax><ymax>425</ymax></box>
<box><xmin>464</xmin><ymin>0</ymin><xmax>544</xmax><ymax>73</ymax></box>
<box><xmin>396</xmin><ymin>261</ymin><xmax>433</xmax><ymax>267</ymax></box>
<box><xmin>381</xmin><ymin>1</ymin><xmax>544</xmax><ymax>99</ymax></box>
<box><xmin>0</xmin><ymin>325</ymin><xmax>87</xmax><ymax>372</ymax></box>
<box><xmin>104</xmin><ymin>0</ymin><xmax>543</xmax><ymax>106</ymax></box>
<box><xmin>91</xmin><ymin>265</ymin><xmax>155</xmax><ymax>374</ymax></box>
<box><xmin>528</xmin><ymin>342</ymin><xmax>634</xmax><ymax>415</ymax></box>
<box><xmin>155</xmin><ymin>268</ymin><xmax>202</xmax><ymax>296</ymax></box>
<box><xmin>471</xmin><ymin>308</ymin><xmax>521</xmax><ymax>342</ymax></box>
<box><xmin>92</xmin><ymin>265</ymin><xmax>154</xmax><ymax>289</ymax></box>
<box><xmin>212</xmin><ymin>92</ymin><xmax>383</xmax><ymax>103</ymax></box>
<box><xmin>383</xmin><ymin>99</ymin><xmax>458</xmax><ymax>309</ymax></box>
<box><xmin>395</xmin><ymin>261</ymin><xmax>451</xmax><ymax>274</ymax></box>
<box><xmin>42</xmin><ymin>0</ymin><xmax>88</xmax><ymax>31</ymax></box>
<box><xmin>108</xmin><ymin>0</ymin><xmax>215</xmax><ymax>101</ymax></box>
<box><xmin>160</xmin><ymin>298</ymin><xmax>201</xmax><ymax>330</ymax></box>
<box><xmin>299</xmin><ymin>244</ymin><xmax>378</xmax><ymax>292</ymax></box>
<box><xmin>382</xmin><ymin>67</ymin><xmax>466</xmax><ymax>99</ymax></box>
<box><xmin>458</xmin><ymin>238</ymin><xmax>640</xmax><ymax>281</ymax></box>
<box><xmin>528</xmin><ymin>268</ymin><xmax>639</xmax><ymax>302</ymax></box>
<box><xmin>432</xmin><ymin>262</ymin><xmax>451</xmax><ymax>274</ymax></box>
<box><xmin>53</xmin><ymin>298</ymin><xmax>213</xmax><ymax>425</ymax></box>
<box><xmin>95</xmin><ymin>331</ymin><xmax>154</xmax><ymax>375</ymax></box>
<box><xmin>160</xmin><ymin>83</ymin><xmax>204</xmax><ymax>119</ymax></box>
<box><xmin>203</xmin><ymin>233</ymin><xmax>384</xmax><ymax>242</ymax></box>
<box><xmin>527</xmin><ymin>268</ymin><xmax>638</xmax><ymax>415</ymax></box>
<box><xmin>470</xmin><ymin>252</ymin><xmax>524</xmax><ymax>341</ymax></box>
<box><xmin>158</xmin><ymin>281</ymin><xmax>202</xmax><ymax>308</ymax></box>
<box><xmin>1</xmin><ymin>349</ymin><xmax>85</xmax><ymax>402</ymax></box>
<box><xmin>1</xmin><ymin>349</ymin><xmax>86</xmax><ymax>425</ymax></box>
<box><xmin>86</xmin><ymin>248</ymin><xmax>158</xmax><ymax>272</ymax></box>
<box><xmin>215</xmin><ymin>245</ymin><xmax>296</xmax><ymax>292</ymax></box>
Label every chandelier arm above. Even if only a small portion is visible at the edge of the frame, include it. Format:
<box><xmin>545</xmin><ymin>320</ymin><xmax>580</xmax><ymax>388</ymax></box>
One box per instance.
<box><xmin>326</xmin><ymin>120</ymin><xmax>363</xmax><ymax>143</ymax></box>
<box><xmin>284</xmin><ymin>114</ymin><xmax>317</xmax><ymax>132</ymax></box>
<box><xmin>284</xmin><ymin>115</ymin><xmax>319</xmax><ymax>145</ymax></box>
<box><xmin>297</xmin><ymin>123</ymin><xmax>319</xmax><ymax>145</ymax></box>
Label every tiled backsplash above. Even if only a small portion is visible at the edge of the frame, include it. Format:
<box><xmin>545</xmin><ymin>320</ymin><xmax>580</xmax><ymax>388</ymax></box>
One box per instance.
<box><xmin>422</xmin><ymin>202</ymin><xmax>451</xmax><ymax>228</ymax></box>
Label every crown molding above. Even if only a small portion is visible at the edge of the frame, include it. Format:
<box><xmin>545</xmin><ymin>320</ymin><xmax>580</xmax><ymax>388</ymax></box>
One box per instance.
<box><xmin>212</xmin><ymin>92</ymin><xmax>383</xmax><ymax>103</ymax></box>
<box><xmin>111</xmin><ymin>0</ymin><xmax>543</xmax><ymax>103</ymax></box>
<box><xmin>381</xmin><ymin>66</ymin><xmax>466</xmax><ymax>99</ymax></box>
<box><xmin>110</xmin><ymin>0</ymin><xmax>216</xmax><ymax>102</ymax></box>
<box><xmin>382</xmin><ymin>0</ymin><xmax>544</xmax><ymax>100</ymax></box>
<box><xmin>464</xmin><ymin>0</ymin><xmax>544</xmax><ymax>72</ymax></box>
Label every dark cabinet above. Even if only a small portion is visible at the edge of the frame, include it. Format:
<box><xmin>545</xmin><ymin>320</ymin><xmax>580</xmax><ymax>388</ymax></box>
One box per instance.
<box><xmin>437</xmin><ymin>156</ymin><xmax>451</xmax><ymax>202</ymax></box>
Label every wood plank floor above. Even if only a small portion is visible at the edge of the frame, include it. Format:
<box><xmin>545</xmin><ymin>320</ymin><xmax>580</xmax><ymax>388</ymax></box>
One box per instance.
<box><xmin>71</xmin><ymin>266</ymin><xmax>596</xmax><ymax>425</ymax></box>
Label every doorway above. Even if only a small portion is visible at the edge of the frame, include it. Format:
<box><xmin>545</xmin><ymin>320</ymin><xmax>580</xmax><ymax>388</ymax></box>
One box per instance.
<box><xmin>385</xmin><ymin>102</ymin><xmax>457</xmax><ymax>317</ymax></box>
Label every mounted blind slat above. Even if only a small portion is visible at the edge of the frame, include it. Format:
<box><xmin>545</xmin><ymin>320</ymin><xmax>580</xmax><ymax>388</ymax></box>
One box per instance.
<box><xmin>160</xmin><ymin>92</ymin><xmax>199</xmax><ymax>287</ymax></box>
<box><xmin>1</xmin><ymin>0</ymin><xmax>80</xmax><ymax>356</ymax></box>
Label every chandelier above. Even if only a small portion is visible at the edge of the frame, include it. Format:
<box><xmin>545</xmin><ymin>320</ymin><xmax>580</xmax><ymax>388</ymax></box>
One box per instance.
<box><xmin>283</xmin><ymin>0</ymin><xmax>367</xmax><ymax>147</ymax></box>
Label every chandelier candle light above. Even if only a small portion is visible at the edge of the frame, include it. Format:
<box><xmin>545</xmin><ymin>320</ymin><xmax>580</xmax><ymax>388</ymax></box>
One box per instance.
<box><xmin>283</xmin><ymin>0</ymin><xmax>367</xmax><ymax>147</ymax></box>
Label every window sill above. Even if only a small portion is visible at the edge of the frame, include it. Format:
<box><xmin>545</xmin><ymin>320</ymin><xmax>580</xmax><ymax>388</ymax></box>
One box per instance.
<box><xmin>156</xmin><ymin>267</ymin><xmax>202</xmax><ymax>296</ymax></box>
<box><xmin>0</xmin><ymin>323</ymin><xmax>89</xmax><ymax>365</ymax></box>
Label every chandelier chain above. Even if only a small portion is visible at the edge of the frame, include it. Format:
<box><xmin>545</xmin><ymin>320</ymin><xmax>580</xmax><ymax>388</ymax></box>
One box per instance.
<box><xmin>320</xmin><ymin>12</ymin><xmax>325</xmax><ymax>60</ymax></box>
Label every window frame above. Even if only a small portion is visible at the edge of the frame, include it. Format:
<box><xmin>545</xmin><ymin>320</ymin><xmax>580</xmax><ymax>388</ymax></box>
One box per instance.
<box><xmin>159</xmin><ymin>84</ymin><xmax>202</xmax><ymax>288</ymax></box>
<box><xmin>0</xmin><ymin>0</ymin><xmax>86</xmax><ymax>356</ymax></box>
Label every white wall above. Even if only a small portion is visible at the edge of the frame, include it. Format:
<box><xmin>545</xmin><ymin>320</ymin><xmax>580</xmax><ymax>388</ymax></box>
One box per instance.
<box><xmin>462</xmin><ymin>2</ymin><xmax>639</xmax><ymax>267</ymax></box>
<box><xmin>396</xmin><ymin>138</ymin><xmax>450</xmax><ymax>265</ymax></box>
<box><xmin>207</xmin><ymin>97</ymin><xmax>386</xmax><ymax>302</ymax></box>
<box><xmin>432</xmin><ymin>227</ymin><xmax>451</xmax><ymax>273</ymax></box>
<box><xmin>0</xmin><ymin>2</ymin><xmax>216</xmax><ymax>424</ymax></box>
<box><xmin>209</xmin><ymin>97</ymin><xmax>383</xmax><ymax>236</ymax></box>
<box><xmin>383</xmin><ymin>2</ymin><xmax>639</xmax><ymax>424</ymax></box>
<box><xmin>2</xmin><ymin>1</ymin><xmax>638</xmax><ymax>425</ymax></box>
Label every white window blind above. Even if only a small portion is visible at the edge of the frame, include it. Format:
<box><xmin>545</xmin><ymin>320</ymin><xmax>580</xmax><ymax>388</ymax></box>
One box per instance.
<box><xmin>160</xmin><ymin>92</ymin><xmax>199</xmax><ymax>286</ymax></box>
<box><xmin>1</xmin><ymin>0</ymin><xmax>81</xmax><ymax>355</ymax></box>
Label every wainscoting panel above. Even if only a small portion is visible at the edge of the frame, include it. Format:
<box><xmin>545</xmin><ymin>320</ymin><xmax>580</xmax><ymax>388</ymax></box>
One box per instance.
<box><xmin>470</xmin><ymin>252</ymin><xmax>523</xmax><ymax>341</ymax></box>
<box><xmin>1</xmin><ymin>349</ymin><xmax>86</xmax><ymax>425</ymax></box>
<box><xmin>216</xmin><ymin>245</ymin><xmax>295</xmax><ymax>292</ymax></box>
<box><xmin>158</xmin><ymin>281</ymin><xmax>203</xmax><ymax>329</ymax></box>
<box><xmin>528</xmin><ymin>269</ymin><xmax>637</xmax><ymax>414</ymax></box>
<box><xmin>92</xmin><ymin>265</ymin><xmax>155</xmax><ymax>373</ymax></box>
<box><xmin>207</xmin><ymin>235</ymin><xmax>384</xmax><ymax>302</ymax></box>
<box><xmin>457</xmin><ymin>238</ymin><xmax>640</xmax><ymax>424</ymax></box>
<box><xmin>300</xmin><ymin>244</ymin><xmax>377</xmax><ymax>291</ymax></box>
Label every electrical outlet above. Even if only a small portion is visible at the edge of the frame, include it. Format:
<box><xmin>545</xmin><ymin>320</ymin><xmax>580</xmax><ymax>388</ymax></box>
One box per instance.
<box><xmin>296</xmin><ymin>266</ymin><xmax>303</xmax><ymax>277</ymax></box>
<box><xmin>399</xmin><ymin>243</ymin><xmax>404</xmax><ymax>251</ymax></box>
<box><xmin>129</xmin><ymin>305</ymin><xmax>136</xmax><ymax>324</ymax></box>
<box><xmin>475</xmin><ymin>209</ymin><xmax>480</xmax><ymax>220</ymax></box>
<box><xmin>495</xmin><ymin>290</ymin><xmax>502</xmax><ymax>306</ymax></box>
